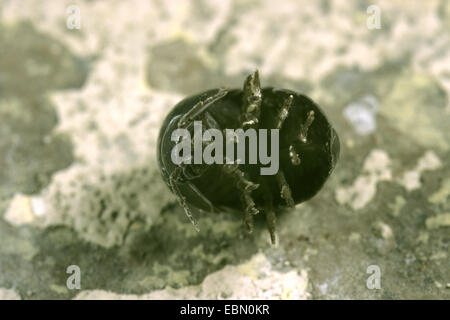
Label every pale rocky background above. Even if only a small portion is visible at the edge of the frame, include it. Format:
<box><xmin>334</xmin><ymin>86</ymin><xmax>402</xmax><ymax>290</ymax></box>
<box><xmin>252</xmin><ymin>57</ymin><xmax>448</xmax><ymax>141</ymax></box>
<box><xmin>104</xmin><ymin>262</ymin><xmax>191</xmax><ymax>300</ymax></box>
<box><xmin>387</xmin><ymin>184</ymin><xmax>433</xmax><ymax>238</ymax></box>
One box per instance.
<box><xmin>0</xmin><ymin>0</ymin><xmax>449</xmax><ymax>299</ymax></box>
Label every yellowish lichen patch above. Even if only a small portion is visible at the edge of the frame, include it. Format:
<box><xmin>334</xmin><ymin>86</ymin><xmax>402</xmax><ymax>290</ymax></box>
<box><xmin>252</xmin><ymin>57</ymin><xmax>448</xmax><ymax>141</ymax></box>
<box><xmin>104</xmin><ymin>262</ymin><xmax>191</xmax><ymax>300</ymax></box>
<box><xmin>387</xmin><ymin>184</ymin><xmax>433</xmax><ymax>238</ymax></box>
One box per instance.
<box><xmin>389</xmin><ymin>196</ymin><xmax>406</xmax><ymax>217</ymax></box>
<box><xmin>425</xmin><ymin>213</ymin><xmax>450</xmax><ymax>229</ymax></box>
<box><xmin>1</xmin><ymin>234</ymin><xmax>37</xmax><ymax>261</ymax></box>
<box><xmin>49</xmin><ymin>284</ymin><xmax>69</xmax><ymax>295</ymax></box>
<box><xmin>75</xmin><ymin>253</ymin><xmax>310</xmax><ymax>300</ymax></box>
<box><xmin>429</xmin><ymin>178</ymin><xmax>450</xmax><ymax>206</ymax></box>
<box><xmin>429</xmin><ymin>251</ymin><xmax>447</xmax><ymax>261</ymax></box>
<box><xmin>349</xmin><ymin>232</ymin><xmax>361</xmax><ymax>243</ymax></box>
<box><xmin>416</xmin><ymin>231</ymin><xmax>429</xmax><ymax>245</ymax></box>
<box><xmin>335</xmin><ymin>149</ymin><xmax>392</xmax><ymax>210</ymax></box>
<box><xmin>380</xmin><ymin>73</ymin><xmax>449</xmax><ymax>151</ymax></box>
<box><xmin>398</xmin><ymin>151</ymin><xmax>442</xmax><ymax>191</ymax></box>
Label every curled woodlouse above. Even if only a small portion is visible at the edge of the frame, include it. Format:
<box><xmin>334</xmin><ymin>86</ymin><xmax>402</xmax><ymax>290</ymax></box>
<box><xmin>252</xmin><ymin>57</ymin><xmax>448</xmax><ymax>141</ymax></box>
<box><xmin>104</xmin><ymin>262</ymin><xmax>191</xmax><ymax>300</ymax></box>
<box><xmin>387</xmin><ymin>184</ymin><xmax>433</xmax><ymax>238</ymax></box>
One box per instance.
<box><xmin>157</xmin><ymin>71</ymin><xmax>340</xmax><ymax>243</ymax></box>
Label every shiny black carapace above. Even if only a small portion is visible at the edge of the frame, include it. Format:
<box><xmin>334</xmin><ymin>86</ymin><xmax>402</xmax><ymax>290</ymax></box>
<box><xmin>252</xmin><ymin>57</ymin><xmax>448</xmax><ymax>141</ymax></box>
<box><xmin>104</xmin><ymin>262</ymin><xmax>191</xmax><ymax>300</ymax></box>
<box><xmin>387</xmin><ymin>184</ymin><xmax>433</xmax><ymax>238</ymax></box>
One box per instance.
<box><xmin>157</xmin><ymin>71</ymin><xmax>340</xmax><ymax>243</ymax></box>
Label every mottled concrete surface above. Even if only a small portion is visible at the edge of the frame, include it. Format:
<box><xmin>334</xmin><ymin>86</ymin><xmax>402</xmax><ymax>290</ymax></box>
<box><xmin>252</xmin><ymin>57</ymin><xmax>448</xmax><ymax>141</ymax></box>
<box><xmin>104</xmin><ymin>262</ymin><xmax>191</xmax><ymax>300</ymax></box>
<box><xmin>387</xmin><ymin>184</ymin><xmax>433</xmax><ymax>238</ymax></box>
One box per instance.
<box><xmin>0</xmin><ymin>0</ymin><xmax>449</xmax><ymax>299</ymax></box>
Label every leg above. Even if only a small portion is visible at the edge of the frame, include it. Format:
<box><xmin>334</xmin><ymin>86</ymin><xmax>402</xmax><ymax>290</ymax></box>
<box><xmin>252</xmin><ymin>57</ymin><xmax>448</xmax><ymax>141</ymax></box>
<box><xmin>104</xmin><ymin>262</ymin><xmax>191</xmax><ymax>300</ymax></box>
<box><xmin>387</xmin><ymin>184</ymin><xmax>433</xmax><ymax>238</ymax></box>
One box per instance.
<box><xmin>241</xmin><ymin>193</ymin><xmax>256</xmax><ymax>233</ymax></box>
<box><xmin>264</xmin><ymin>197</ymin><xmax>277</xmax><ymax>245</ymax></box>
<box><xmin>276</xmin><ymin>171</ymin><xmax>295</xmax><ymax>208</ymax></box>
<box><xmin>275</xmin><ymin>94</ymin><xmax>293</xmax><ymax>129</ymax></box>
<box><xmin>202</xmin><ymin>108</ymin><xmax>261</xmax><ymax>232</ymax></box>
<box><xmin>171</xmin><ymin>107</ymin><xmax>224</xmax><ymax>219</ymax></box>
<box><xmin>241</xmin><ymin>70</ymin><xmax>262</xmax><ymax>129</ymax></box>
<box><xmin>169</xmin><ymin>166</ymin><xmax>200</xmax><ymax>231</ymax></box>
<box><xmin>298</xmin><ymin>110</ymin><xmax>315</xmax><ymax>143</ymax></box>
<box><xmin>186</xmin><ymin>179</ymin><xmax>216</xmax><ymax>213</ymax></box>
<box><xmin>170</xmin><ymin>162</ymin><xmax>220</xmax><ymax>228</ymax></box>
<box><xmin>178</xmin><ymin>88</ymin><xmax>228</xmax><ymax>129</ymax></box>
<box><xmin>222</xmin><ymin>163</ymin><xmax>259</xmax><ymax>233</ymax></box>
<box><xmin>272</xmin><ymin>94</ymin><xmax>301</xmax><ymax>166</ymax></box>
<box><xmin>289</xmin><ymin>145</ymin><xmax>301</xmax><ymax>166</ymax></box>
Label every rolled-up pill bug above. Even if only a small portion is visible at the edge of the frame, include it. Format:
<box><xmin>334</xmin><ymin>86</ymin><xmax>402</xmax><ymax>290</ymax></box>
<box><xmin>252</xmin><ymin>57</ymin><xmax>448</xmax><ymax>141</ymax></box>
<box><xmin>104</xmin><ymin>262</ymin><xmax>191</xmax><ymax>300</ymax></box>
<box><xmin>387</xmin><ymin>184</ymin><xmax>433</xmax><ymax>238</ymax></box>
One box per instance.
<box><xmin>157</xmin><ymin>71</ymin><xmax>340</xmax><ymax>244</ymax></box>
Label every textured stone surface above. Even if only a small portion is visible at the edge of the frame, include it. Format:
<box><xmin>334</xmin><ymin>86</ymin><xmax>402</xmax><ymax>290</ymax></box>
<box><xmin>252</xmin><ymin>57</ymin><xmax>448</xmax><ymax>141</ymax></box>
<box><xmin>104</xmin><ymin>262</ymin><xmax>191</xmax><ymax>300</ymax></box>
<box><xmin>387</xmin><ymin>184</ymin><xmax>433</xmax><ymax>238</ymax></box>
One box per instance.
<box><xmin>0</xmin><ymin>0</ymin><xmax>449</xmax><ymax>299</ymax></box>
<box><xmin>74</xmin><ymin>253</ymin><xmax>310</xmax><ymax>300</ymax></box>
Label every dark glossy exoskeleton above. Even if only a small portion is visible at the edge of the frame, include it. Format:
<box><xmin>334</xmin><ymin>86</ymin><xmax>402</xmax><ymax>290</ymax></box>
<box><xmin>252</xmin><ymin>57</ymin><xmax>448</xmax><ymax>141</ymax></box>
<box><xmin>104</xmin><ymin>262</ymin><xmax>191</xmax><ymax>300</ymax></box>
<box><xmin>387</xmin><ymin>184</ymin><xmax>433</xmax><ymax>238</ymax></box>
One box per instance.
<box><xmin>157</xmin><ymin>71</ymin><xmax>340</xmax><ymax>243</ymax></box>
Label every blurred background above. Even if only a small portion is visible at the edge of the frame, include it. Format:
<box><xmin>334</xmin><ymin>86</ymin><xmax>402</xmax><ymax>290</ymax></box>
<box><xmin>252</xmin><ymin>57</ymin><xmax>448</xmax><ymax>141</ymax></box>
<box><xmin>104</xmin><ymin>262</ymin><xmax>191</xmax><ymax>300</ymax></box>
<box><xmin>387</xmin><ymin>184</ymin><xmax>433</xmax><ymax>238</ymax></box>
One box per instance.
<box><xmin>0</xmin><ymin>0</ymin><xmax>449</xmax><ymax>299</ymax></box>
